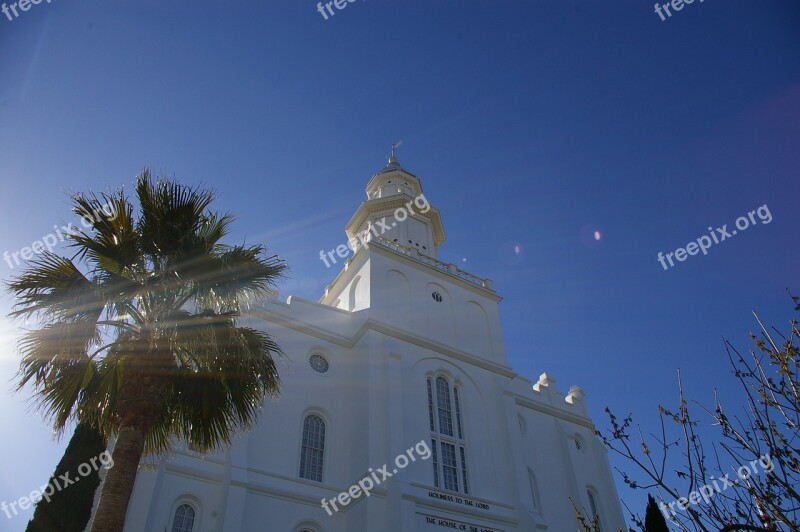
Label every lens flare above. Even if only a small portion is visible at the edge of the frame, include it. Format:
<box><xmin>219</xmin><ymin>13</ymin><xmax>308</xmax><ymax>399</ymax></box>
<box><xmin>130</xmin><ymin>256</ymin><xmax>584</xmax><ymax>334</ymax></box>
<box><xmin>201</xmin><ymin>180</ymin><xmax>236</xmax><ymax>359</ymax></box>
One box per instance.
<box><xmin>580</xmin><ymin>225</ymin><xmax>602</xmax><ymax>248</ymax></box>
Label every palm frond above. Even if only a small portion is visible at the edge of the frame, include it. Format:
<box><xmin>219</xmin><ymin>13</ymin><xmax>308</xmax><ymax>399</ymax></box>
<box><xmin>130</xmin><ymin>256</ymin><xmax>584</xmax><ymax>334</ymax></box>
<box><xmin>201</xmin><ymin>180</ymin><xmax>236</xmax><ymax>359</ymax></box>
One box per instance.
<box><xmin>136</xmin><ymin>170</ymin><xmax>219</xmax><ymax>260</ymax></box>
<box><xmin>7</xmin><ymin>253</ymin><xmax>105</xmax><ymax>322</ymax></box>
<box><xmin>167</xmin><ymin>324</ymin><xmax>281</xmax><ymax>452</ymax></box>
<box><xmin>70</xmin><ymin>190</ymin><xmax>142</xmax><ymax>279</ymax></box>
<box><xmin>17</xmin><ymin>319</ymin><xmax>100</xmax><ymax>388</ymax></box>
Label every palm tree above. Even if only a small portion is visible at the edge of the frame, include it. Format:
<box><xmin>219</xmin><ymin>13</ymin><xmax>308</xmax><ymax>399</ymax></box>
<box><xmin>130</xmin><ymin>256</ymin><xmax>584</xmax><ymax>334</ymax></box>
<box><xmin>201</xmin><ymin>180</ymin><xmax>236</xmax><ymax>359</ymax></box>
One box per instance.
<box><xmin>8</xmin><ymin>170</ymin><xmax>286</xmax><ymax>532</ymax></box>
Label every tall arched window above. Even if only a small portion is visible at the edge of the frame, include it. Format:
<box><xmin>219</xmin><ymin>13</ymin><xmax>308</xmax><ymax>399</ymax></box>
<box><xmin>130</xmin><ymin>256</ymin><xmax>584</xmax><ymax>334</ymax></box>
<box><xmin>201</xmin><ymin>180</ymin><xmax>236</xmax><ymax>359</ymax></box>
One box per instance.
<box><xmin>299</xmin><ymin>414</ymin><xmax>326</xmax><ymax>482</ymax></box>
<box><xmin>171</xmin><ymin>503</ymin><xmax>196</xmax><ymax>532</ymax></box>
<box><xmin>587</xmin><ymin>489</ymin><xmax>602</xmax><ymax>530</ymax></box>
<box><xmin>427</xmin><ymin>375</ymin><xmax>469</xmax><ymax>493</ymax></box>
<box><xmin>527</xmin><ymin>468</ymin><xmax>539</xmax><ymax>511</ymax></box>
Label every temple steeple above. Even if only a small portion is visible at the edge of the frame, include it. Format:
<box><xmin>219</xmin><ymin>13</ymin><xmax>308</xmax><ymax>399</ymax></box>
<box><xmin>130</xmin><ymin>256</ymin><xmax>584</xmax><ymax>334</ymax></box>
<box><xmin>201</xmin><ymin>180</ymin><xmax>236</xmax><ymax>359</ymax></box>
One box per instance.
<box><xmin>344</xmin><ymin>150</ymin><xmax>446</xmax><ymax>258</ymax></box>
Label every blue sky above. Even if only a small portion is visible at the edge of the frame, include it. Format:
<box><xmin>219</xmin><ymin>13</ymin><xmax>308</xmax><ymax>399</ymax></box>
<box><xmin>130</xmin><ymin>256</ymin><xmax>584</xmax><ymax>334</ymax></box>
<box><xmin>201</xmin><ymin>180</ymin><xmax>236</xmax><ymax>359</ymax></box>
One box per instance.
<box><xmin>0</xmin><ymin>1</ymin><xmax>798</xmax><ymax>529</ymax></box>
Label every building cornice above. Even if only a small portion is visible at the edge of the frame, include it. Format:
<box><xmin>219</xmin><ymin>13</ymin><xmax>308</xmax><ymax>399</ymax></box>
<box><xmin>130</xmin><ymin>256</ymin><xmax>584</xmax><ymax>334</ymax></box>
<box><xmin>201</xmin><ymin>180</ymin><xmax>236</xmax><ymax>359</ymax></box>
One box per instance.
<box><xmin>510</xmin><ymin>392</ymin><xmax>595</xmax><ymax>429</ymax></box>
<box><xmin>320</xmin><ymin>239</ymin><xmax>497</xmax><ymax>305</ymax></box>
<box><xmin>250</xmin><ymin>304</ymin><xmax>515</xmax><ymax>378</ymax></box>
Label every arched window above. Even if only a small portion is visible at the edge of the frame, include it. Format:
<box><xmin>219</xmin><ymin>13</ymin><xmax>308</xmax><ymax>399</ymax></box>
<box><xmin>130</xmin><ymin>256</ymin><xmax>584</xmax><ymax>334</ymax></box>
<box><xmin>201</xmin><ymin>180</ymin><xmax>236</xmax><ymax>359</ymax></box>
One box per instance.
<box><xmin>171</xmin><ymin>503</ymin><xmax>196</xmax><ymax>532</ymax></box>
<box><xmin>587</xmin><ymin>489</ymin><xmax>602</xmax><ymax>530</ymax></box>
<box><xmin>427</xmin><ymin>375</ymin><xmax>469</xmax><ymax>493</ymax></box>
<box><xmin>299</xmin><ymin>414</ymin><xmax>326</xmax><ymax>482</ymax></box>
<box><xmin>527</xmin><ymin>468</ymin><xmax>539</xmax><ymax>511</ymax></box>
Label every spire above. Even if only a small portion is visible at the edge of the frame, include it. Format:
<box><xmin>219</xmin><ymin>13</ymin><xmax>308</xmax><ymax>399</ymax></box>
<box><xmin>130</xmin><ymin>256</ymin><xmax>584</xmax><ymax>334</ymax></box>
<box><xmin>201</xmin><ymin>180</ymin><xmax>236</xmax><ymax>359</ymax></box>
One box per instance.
<box><xmin>378</xmin><ymin>141</ymin><xmax>407</xmax><ymax>175</ymax></box>
<box><xmin>389</xmin><ymin>140</ymin><xmax>402</xmax><ymax>164</ymax></box>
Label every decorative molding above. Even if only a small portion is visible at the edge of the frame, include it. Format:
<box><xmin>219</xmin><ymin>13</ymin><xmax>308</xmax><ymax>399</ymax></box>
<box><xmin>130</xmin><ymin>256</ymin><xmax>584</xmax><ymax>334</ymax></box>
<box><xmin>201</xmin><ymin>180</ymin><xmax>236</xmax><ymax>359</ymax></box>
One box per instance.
<box><xmin>251</xmin><ymin>305</ymin><xmax>516</xmax><ymax>379</ymax></box>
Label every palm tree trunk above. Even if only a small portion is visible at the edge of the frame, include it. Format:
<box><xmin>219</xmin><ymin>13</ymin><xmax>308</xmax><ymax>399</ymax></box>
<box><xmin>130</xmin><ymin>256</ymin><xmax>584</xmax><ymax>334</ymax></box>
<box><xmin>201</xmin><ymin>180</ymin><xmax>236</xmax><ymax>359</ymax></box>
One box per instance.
<box><xmin>89</xmin><ymin>425</ymin><xmax>144</xmax><ymax>532</ymax></box>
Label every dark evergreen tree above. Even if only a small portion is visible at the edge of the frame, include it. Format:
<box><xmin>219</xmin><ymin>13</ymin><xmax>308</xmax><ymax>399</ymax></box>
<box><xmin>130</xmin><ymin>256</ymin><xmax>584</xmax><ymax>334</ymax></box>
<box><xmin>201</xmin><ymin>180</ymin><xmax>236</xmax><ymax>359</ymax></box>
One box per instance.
<box><xmin>644</xmin><ymin>494</ymin><xmax>670</xmax><ymax>532</ymax></box>
<box><xmin>26</xmin><ymin>423</ymin><xmax>107</xmax><ymax>532</ymax></box>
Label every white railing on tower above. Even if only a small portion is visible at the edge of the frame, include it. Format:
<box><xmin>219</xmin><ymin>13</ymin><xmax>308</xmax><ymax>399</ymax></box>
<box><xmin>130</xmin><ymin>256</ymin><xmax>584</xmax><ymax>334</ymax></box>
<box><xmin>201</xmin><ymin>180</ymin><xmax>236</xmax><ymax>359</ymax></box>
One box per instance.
<box><xmin>370</xmin><ymin>236</ymin><xmax>494</xmax><ymax>291</ymax></box>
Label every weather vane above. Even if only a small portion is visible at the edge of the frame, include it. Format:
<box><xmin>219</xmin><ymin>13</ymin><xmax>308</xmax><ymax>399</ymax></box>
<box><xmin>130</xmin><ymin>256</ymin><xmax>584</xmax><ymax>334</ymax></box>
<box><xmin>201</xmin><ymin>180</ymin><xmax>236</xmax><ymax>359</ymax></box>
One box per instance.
<box><xmin>390</xmin><ymin>140</ymin><xmax>403</xmax><ymax>160</ymax></box>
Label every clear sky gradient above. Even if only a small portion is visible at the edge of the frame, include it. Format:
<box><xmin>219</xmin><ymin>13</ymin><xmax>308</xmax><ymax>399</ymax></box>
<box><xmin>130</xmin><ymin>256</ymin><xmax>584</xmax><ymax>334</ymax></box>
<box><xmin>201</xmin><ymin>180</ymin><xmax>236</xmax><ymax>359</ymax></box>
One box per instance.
<box><xmin>0</xmin><ymin>1</ymin><xmax>798</xmax><ymax>530</ymax></box>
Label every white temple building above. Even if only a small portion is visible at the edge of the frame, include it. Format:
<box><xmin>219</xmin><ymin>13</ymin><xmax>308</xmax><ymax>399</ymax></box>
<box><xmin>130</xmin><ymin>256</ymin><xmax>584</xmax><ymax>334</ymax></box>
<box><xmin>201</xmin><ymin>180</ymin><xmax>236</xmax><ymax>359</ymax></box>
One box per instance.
<box><xmin>122</xmin><ymin>154</ymin><xmax>626</xmax><ymax>532</ymax></box>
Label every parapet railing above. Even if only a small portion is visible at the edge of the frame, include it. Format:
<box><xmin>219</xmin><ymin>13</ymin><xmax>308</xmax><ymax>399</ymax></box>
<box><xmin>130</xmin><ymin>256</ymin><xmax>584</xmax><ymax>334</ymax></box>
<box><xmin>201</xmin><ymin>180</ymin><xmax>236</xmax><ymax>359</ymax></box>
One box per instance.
<box><xmin>370</xmin><ymin>236</ymin><xmax>494</xmax><ymax>291</ymax></box>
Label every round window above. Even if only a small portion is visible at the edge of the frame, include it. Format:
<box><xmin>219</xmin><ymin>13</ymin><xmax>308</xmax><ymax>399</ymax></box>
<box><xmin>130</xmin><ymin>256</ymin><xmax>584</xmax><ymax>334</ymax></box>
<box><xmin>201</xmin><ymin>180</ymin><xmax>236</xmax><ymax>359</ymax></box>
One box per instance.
<box><xmin>309</xmin><ymin>354</ymin><xmax>329</xmax><ymax>374</ymax></box>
